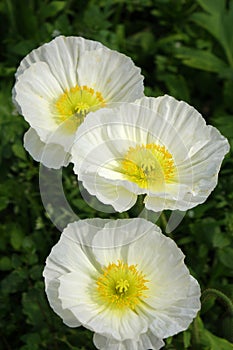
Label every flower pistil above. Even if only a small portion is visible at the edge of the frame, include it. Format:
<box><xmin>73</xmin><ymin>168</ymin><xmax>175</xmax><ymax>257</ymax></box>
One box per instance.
<box><xmin>96</xmin><ymin>260</ymin><xmax>149</xmax><ymax>311</ymax></box>
<box><xmin>55</xmin><ymin>85</ymin><xmax>106</xmax><ymax>124</ymax></box>
<box><xmin>120</xmin><ymin>143</ymin><xmax>177</xmax><ymax>189</ymax></box>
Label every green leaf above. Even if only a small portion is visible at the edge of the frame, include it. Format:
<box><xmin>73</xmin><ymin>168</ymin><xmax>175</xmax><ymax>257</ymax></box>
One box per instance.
<box><xmin>175</xmin><ymin>46</ymin><xmax>228</xmax><ymax>72</ymax></box>
<box><xmin>12</xmin><ymin>143</ymin><xmax>26</xmax><ymax>160</ymax></box>
<box><xmin>22</xmin><ymin>283</ymin><xmax>49</xmax><ymax>328</ymax></box>
<box><xmin>218</xmin><ymin>247</ymin><xmax>233</xmax><ymax>269</ymax></box>
<box><xmin>0</xmin><ymin>270</ymin><xmax>28</xmax><ymax>294</ymax></box>
<box><xmin>213</xmin><ymin>114</ymin><xmax>233</xmax><ymax>141</ymax></box>
<box><xmin>161</xmin><ymin>73</ymin><xmax>190</xmax><ymax>101</ymax></box>
<box><xmin>0</xmin><ymin>256</ymin><xmax>12</xmax><ymax>271</ymax></box>
<box><xmin>201</xmin><ymin>295</ymin><xmax>216</xmax><ymax>314</ymax></box>
<box><xmin>20</xmin><ymin>333</ymin><xmax>41</xmax><ymax>350</ymax></box>
<box><xmin>192</xmin><ymin>0</ymin><xmax>233</xmax><ymax>67</ymax></box>
<box><xmin>9</xmin><ymin>40</ymin><xmax>36</xmax><ymax>56</ymax></box>
<box><xmin>197</xmin><ymin>317</ymin><xmax>233</xmax><ymax>350</ymax></box>
<box><xmin>201</xmin><ymin>328</ymin><xmax>233</xmax><ymax>350</ymax></box>
<box><xmin>183</xmin><ymin>330</ymin><xmax>191</xmax><ymax>348</ymax></box>
<box><xmin>195</xmin><ymin>0</ymin><xmax>225</xmax><ymax>15</ymax></box>
<box><xmin>221</xmin><ymin>316</ymin><xmax>233</xmax><ymax>343</ymax></box>
<box><xmin>10</xmin><ymin>225</ymin><xmax>24</xmax><ymax>250</ymax></box>
<box><xmin>0</xmin><ymin>195</ymin><xmax>9</xmax><ymax>211</ymax></box>
<box><xmin>213</xmin><ymin>231</ymin><xmax>230</xmax><ymax>248</ymax></box>
<box><xmin>39</xmin><ymin>1</ymin><xmax>66</xmax><ymax>19</ymax></box>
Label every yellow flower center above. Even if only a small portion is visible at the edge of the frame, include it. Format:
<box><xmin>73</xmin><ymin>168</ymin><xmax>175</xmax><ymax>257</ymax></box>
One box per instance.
<box><xmin>54</xmin><ymin>85</ymin><xmax>106</xmax><ymax>129</ymax></box>
<box><xmin>120</xmin><ymin>143</ymin><xmax>176</xmax><ymax>190</ymax></box>
<box><xmin>96</xmin><ymin>260</ymin><xmax>149</xmax><ymax>310</ymax></box>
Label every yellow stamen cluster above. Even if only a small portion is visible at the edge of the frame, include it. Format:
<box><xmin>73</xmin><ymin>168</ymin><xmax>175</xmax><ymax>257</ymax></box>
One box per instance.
<box><xmin>55</xmin><ymin>85</ymin><xmax>106</xmax><ymax>124</ymax></box>
<box><xmin>96</xmin><ymin>260</ymin><xmax>149</xmax><ymax>310</ymax></box>
<box><xmin>120</xmin><ymin>143</ymin><xmax>176</xmax><ymax>190</ymax></box>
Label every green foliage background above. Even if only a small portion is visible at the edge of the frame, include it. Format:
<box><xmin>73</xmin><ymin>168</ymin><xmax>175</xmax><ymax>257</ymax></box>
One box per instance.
<box><xmin>0</xmin><ymin>0</ymin><xmax>233</xmax><ymax>349</ymax></box>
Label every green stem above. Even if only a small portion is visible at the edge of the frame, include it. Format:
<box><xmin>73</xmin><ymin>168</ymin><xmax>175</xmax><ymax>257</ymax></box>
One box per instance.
<box><xmin>160</xmin><ymin>211</ymin><xmax>167</xmax><ymax>231</ymax></box>
<box><xmin>201</xmin><ymin>288</ymin><xmax>233</xmax><ymax>315</ymax></box>
<box><xmin>5</xmin><ymin>0</ymin><xmax>16</xmax><ymax>33</ymax></box>
<box><xmin>137</xmin><ymin>194</ymin><xmax>145</xmax><ymax>212</ymax></box>
<box><xmin>56</xmin><ymin>336</ymin><xmax>77</xmax><ymax>350</ymax></box>
<box><xmin>119</xmin><ymin>211</ymin><xmax>129</xmax><ymax>219</ymax></box>
<box><xmin>191</xmin><ymin>315</ymin><xmax>200</xmax><ymax>349</ymax></box>
<box><xmin>225</xmin><ymin>46</ymin><xmax>233</xmax><ymax>68</ymax></box>
<box><xmin>160</xmin><ymin>211</ymin><xmax>174</xmax><ymax>238</ymax></box>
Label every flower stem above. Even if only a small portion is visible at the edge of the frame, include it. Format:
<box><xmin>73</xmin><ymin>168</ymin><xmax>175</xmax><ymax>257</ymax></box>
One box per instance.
<box><xmin>191</xmin><ymin>315</ymin><xmax>200</xmax><ymax>349</ymax></box>
<box><xmin>160</xmin><ymin>211</ymin><xmax>167</xmax><ymax>231</ymax></box>
<box><xmin>56</xmin><ymin>336</ymin><xmax>77</xmax><ymax>349</ymax></box>
<box><xmin>137</xmin><ymin>194</ymin><xmax>145</xmax><ymax>212</ymax></box>
<box><xmin>119</xmin><ymin>211</ymin><xmax>129</xmax><ymax>219</ymax></box>
<box><xmin>201</xmin><ymin>288</ymin><xmax>233</xmax><ymax>315</ymax></box>
<box><xmin>160</xmin><ymin>211</ymin><xmax>174</xmax><ymax>238</ymax></box>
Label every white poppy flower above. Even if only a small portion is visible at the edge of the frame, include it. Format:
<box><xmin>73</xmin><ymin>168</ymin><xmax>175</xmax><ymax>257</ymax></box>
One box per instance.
<box><xmin>43</xmin><ymin>218</ymin><xmax>201</xmax><ymax>350</ymax></box>
<box><xmin>71</xmin><ymin>95</ymin><xmax>230</xmax><ymax>212</ymax></box>
<box><xmin>12</xmin><ymin>36</ymin><xmax>144</xmax><ymax>168</ymax></box>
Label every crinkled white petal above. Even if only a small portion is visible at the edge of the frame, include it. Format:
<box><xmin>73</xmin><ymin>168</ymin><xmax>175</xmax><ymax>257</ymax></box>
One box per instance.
<box><xmin>148</xmin><ymin>276</ymin><xmax>201</xmax><ymax>339</ymax></box>
<box><xmin>78</xmin><ymin>171</ymin><xmax>138</xmax><ymax>213</ymax></box>
<box><xmin>77</xmin><ymin>48</ymin><xmax>144</xmax><ymax>102</ymax></box>
<box><xmin>24</xmin><ymin>128</ymin><xmax>71</xmax><ymax>168</ymax></box>
<box><xmin>94</xmin><ymin>331</ymin><xmax>165</xmax><ymax>350</ymax></box>
<box><xmin>72</xmin><ymin>95</ymin><xmax>229</xmax><ymax>212</ymax></box>
<box><xmin>58</xmin><ymin>270</ymin><xmax>148</xmax><ymax>341</ymax></box>
<box><xmin>126</xmin><ymin>221</ymin><xmax>184</xmax><ymax>277</ymax></box>
<box><xmin>120</xmin><ymin>222</ymin><xmax>201</xmax><ymax>339</ymax></box>
<box><xmin>47</xmin><ymin>279</ymin><xmax>81</xmax><ymax>327</ymax></box>
<box><xmin>15</xmin><ymin>60</ymin><xmax>80</xmax><ymax>150</ymax></box>
<box><xmin>45</xmin><ymin>279</ymin><xmax>81</xmax><ymax>327</ymax></box>
<box><xmin>144</xmin><ymin>185</ymin><xmax>194</xmax><ymax>212</ymax></box>
<box><xmin>15</xmin><ymin>36</ymin><xmax>104</xmax><ymax>86</ymax></box>
<box><xmin>60</xmin><ymin>281</ymin><xmax>148</xmax><ymax>342</ymax></box>
<box><xmin>92</xmin><ymin>218</ymin><xmax>156</xmax><ymax>266</ymax></box>
<box><xmin>137</xmin><ymin>95</ymin><xmax>230</xmax><ymax>197</ymax></box>
<box><xmin>43</xmin><ymin>218</ymin><xmax>201</xmax><ymax>347</ymax></box>
<box><xmin>14</xmin><ymin>62</ymin><xmax>62</xmax><ymax>140</ymax></box>
<box><xmin>135</xmin><ymin>95</ymin><xmax>215</xmax><ymax>153</ymax></box>
<box><xmin>72</xmin><ymin>103</ymin><xmax>164</xmax><ymax>165</ymax></box>
<box><xmin>43</xmin><ymin>220</ymin><xmax>105</xmax><ymax>326</ymax></box>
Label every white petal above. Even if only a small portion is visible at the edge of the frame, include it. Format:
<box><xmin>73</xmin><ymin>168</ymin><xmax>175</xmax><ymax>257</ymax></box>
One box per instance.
<box><xmin>74</xmin><ymin>306</ymin><xmax>148</xmax><ymax>342</ymax></box>
<box><xmin>137</xmin><ymin>95</ymin><xmax>230</xmax><ymax>188</ymax></box>
<box><xmin>45</xmin><ymin>279</ymin><xmax>81</xmax><ymax>327</ymax></box>
<box><xmin>24</xmin><ymin>128</ymin><xmax>71</xmax><ymax>168</ymax></box>
<box><xmin>77</xmin><ymin>48</ymin><xmax>144</xmax><ymax>102</ymax></box>
<box><xmin>123</xmin><ymin>222</ymin><xmax>201</xmax><ymax>339</ymax></box>
<box><xmin>43</xmin><ymin>220</ymin><xmax>107</xmax><ymax>327</ymax></box>
<box><xmin>58</xmin><ymin>270</ymin><xmax>96</xmax><ymax>309</ymax></box>
<box><xmin>126</xmin><ymin>221</ymin><xmax>180</xmax><ymax>274</ymax></box>
<box><xmin>14</xmin><ymin>61</ymin><xmax>81</xmax><ymax>152</ymax></box>
<box><xmin>80</xmin><ymin>173</ymin><xmax>137</xmax><ymax>213</ymax></box>
<box><xmin>58</xmin><ymin>269</ymin><xmax>148</xmax><ymax>341</ymax></box>
<box><xmin>148</xmin><ymin>276</ymin><xmax>201</xmax><ymax>338</ymax></box>
<box><xmin>94</xmin><ymin>331</ymin><xmax>164</xmax><ymax>350</ymax></box>
<box><xmin>43</xmin><ymin>221</ymin><xmax>102</xmax><ymax>278</ymax></box>
<box><xmin>91</xmin><ymin>219</ymin><xmax>153</xmax><ymax>266</ymax></box>
<box><xmin>15</xmin><ymin>36</ymin><xmax>104</xmax><ymax>87</ymax></box>
<box><xmin>144</xmin><ymin>184</ymin><xmax>192</xmax><ymax>212</ymax></box>
<box><xmin>14</xmin><ymin>62</ymin><xmax>62</xmax><ymax>139</ymax></box>
<box><xmin>136</xmin><ymin>95</ymin><xmax>204</xmax><ymax>148</ymax></box>
<box><xmin>73</xmin><ymin>102</ymin><xmax>161</xmax><ymax>161</ymax></box>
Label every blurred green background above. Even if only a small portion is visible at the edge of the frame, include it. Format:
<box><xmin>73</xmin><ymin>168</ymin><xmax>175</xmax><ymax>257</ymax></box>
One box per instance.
<box><xmin>0</xmin><ymin>0</ymin><xmax>233</xmax><ymax>349</ymax></box>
